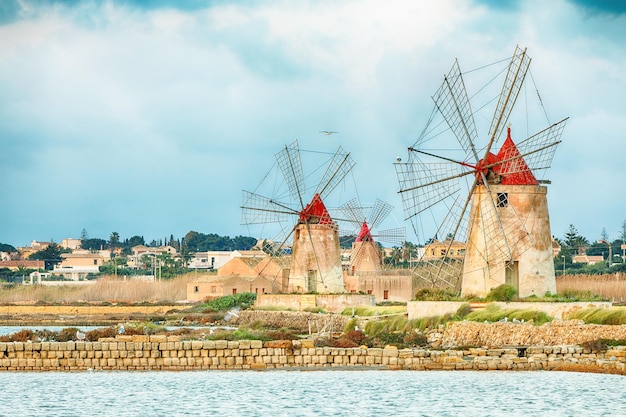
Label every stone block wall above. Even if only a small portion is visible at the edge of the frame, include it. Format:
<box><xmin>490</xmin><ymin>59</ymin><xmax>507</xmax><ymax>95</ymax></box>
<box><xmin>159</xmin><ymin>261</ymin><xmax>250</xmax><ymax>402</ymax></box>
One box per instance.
<box><xmin>0</xmin><ymin>335</ymin><xmax>624</xmax><ymax>373</ymax></box>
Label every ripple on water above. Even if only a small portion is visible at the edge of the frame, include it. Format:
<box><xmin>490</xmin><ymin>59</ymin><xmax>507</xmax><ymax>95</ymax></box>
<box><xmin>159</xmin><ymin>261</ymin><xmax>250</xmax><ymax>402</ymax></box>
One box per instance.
<box><xmin>1</xmin><ymin>370</ymin><xmax>625</xmax><ymax>417</ymax></box>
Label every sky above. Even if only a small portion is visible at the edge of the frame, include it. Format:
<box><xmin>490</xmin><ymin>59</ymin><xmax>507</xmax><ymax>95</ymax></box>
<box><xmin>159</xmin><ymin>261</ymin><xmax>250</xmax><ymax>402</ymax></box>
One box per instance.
<box><xmin>1</xmin><ymin>0</ymin><xmax>625</xmax><ymax>248</ymax></box>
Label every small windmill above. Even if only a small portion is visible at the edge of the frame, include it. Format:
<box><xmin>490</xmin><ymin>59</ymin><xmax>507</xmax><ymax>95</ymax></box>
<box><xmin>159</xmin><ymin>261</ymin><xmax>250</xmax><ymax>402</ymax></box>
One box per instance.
<box><xmin>339</xmin><ymin>198</ymin><xmax>406</xmax><ymax>274</ymax></box>
<box><xmin>396</xmin><ymin>46</ymin><xmax>567</xmax><ymax>297</ymax></box>
<box><xmin>241</xmin><ymin>140</ymin><xmax>355</xmax><ymax>293</ymax></box>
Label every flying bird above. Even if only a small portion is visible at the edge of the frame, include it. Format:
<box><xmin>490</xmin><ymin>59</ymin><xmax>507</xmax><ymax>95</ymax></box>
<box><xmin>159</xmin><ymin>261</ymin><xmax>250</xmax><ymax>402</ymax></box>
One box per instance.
<box><xmin>320</xmin><ymin>130</ymin><xmax>338</xmax><ymax>135</ymax></box>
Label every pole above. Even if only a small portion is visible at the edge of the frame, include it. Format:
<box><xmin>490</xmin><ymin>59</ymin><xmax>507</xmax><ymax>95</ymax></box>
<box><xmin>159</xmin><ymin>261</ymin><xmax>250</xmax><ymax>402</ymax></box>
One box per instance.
<box><xmin>562</xmin><ymin>255</ymin><xmax>565</xmax><ymax>276</ymax></box>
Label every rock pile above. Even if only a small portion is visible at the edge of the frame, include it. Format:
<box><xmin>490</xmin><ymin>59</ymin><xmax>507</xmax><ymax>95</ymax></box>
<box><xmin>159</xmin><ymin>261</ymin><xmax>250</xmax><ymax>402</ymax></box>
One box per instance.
<box><xmin>230</xmin><ymin>310</ymin><xmax>350</xmax><ymax>334</ymax></box>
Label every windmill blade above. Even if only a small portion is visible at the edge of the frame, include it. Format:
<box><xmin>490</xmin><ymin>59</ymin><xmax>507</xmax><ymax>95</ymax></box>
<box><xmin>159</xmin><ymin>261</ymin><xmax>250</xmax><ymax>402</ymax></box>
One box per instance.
<box><xmin>432</xmin><ymin>59</ymin><xmax>479</xmax><ymax>159</ymax></box>
<box><xmin>511</xmin><ymin>118</ymin><xmax>568</xmax><ymax>174</ymax></box>
<box><xmin>339</xmin><ymin>198</ymin><xmax>365</xmax><ymax>225</ymax></box>
<box><xmin>396</xmin><ymin>160</ymin><xmax>465</xmax><ymax>221</ymax></box>
<box><xmin>316</xmin><ymin>145</ymin><xmax>356</xmax><ymax>200</ymax></box>
<box><xmin>488</xmin><ymin>46</ymin><xmax>531</xmax><ymax>145</ymax></box>
<box><xmin>411</xmin><ymin>187</ymin><xmax>472</xmax><ymax>290</ymax></box>
<box><xmin>254</xmin><ymin>226</ymin><xmax>295</xmax><ymax>281</ymax></box>
<box><xmin>368</xmin><ymin>199</ymin><xmax>394</xmax><ymax>230</ymax></box>
<box><xmin>241</xmin><ymin>190</ymin><xmax>297</xmax><ymax>225</ymax></box>
<box><xmin>275</xmin><ymin>140</ymin><xmax>306</xmax><ymax>209</ymax></box>
<box><xmin>372</xmin><ymin>227</ymin><xmax>406</xmax><ymax>247</ymax></box>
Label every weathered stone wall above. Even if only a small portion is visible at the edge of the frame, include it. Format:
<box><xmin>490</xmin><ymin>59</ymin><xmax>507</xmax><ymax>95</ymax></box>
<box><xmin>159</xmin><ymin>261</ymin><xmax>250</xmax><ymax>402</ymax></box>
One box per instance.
<box><xmin>436</xmin><ymin>320</ymin><xmax>626</xmax><ymax>348</ymax></box>
<box><xmin>407</xmin><ymin>301</ymin><xmax>613</xmax><ymax>320</ymax></box>
<box><xmin>0</xmin><ymin>335</ymin><xmax>624</xmax><ymax>373</ymax></box>
<box><xmin>229</xmin><ymin>310</ymin><xmax>351</xmax><ymax>334</ymax></box>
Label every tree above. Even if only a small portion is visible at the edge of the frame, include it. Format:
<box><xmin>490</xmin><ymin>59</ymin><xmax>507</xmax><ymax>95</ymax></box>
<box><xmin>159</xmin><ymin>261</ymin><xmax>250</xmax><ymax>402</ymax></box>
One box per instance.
<box><xmin>621</xmin><ymin>220</ymin><xmax>626</xmax><ymax>243</ymax></box>
<box><xmin>232</xmin><ymin>235</ymin><xmax>257</xmax><ymax>251</ymax></box>
<box><xmin>28</xmin><ymin>243</ymin><xmax>67</xmax><ymax>270</ymax></box>
<box><xmin>390</xmin><ymin>247</ymin><xmax>402</xmax><ymax>264</ymax></box>
<box><xmin>109</xmin><ymin>232</ymin><xmax>120</xmax><ymax>252</ymax></box>
<box><xmin>401</xmin><ymin>241</ymin><xmax>418</xmax><ymax>263</ymax></box>
<box><xmin>600</xmin><ymin>227</ymin><xmax>609</xmax><ymax>242</ymax></box>
<box><xmin>0</xmin><ymin>243</ymin><xmax>16</xmax><ymax>252</ymax></box>
<box><xmin>563</xmin><ymin>225</ymin><xmax>589</xmax><ymax>255</ymax></box>
<box><xmin>183</xmin><ymin>231</ymin><xmax>256</xmax><ymax>252</ymax></box>
<box><xmin>179</xmin><ymin>239</ymin><xmax>193</xmax><ymax>268</ymax></box>
<box><xmin>81</xmin><ymin>238</ymin><xmax>107</xmax><ymax>251</ymax></box>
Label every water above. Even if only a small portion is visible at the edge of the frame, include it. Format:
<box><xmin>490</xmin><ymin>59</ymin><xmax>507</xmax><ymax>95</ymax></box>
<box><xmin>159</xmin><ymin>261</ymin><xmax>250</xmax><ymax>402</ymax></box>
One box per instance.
<box><xmin>0</xmin><ymin>370</ymin><xmax>624</xmax><ymax>416</ymax></box>
<box><xmin>0</xmin><ymin>325</ymin><xmax>235</xmax><ymax>337</ymax></box>
<box><xmin>0</xmin><ymin>326</ymin><xmax>102</xmax><ymax>336</ymax></box>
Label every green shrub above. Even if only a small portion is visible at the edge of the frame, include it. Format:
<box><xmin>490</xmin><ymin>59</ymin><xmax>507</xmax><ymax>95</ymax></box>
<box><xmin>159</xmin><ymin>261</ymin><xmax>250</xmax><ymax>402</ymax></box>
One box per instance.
<box><xmin>374</xmin><ymin>332</ymin><xmax>405</xmax><ymax>347</ymax></box>
<box><xmin>343</xmin><ymin>330</ymin><xmax>366</xmax><ymax>346</ymax></box>
<box><xmin>464</xmin><ymin>304</ymin><xmax>552</xmax><ymax>324</ymax></box>
<box><xmin>403</xmin><ymin>331</ymin><xmax>428</xmax><ymax>347</ymax></box>
<box><xmin>376</xmin><ymin>301</ymin><xmax>406</xmax><ymax>306</ymax></box>
<box><xmin>303</xmin><ymin>306</ymin><xmax>326</xmax><ymax>313</ymax></box>
<box><xmin>411</xmin><ymin>314</ymin><xmax>453</xmax><ymax>332</ymax></box>
<box><xmin>341</xmin><ymin>305</ymin><xmax>406</xmax><ymax>316</ymax></box>
<box><xmin>203</xmin><ymin>292</ymin><xmax>257</xmax><ymax>311</ymax></box>
<box><xmin>414</xmin><ymin>288</ymin><xmax>461</xmax><ymax>301</ymax></box>
<box><xmin>569</xmin><ymin>308</ymin><xmax>626</xmax><ymax>325</ymax></box>
<box><xmin>343</xmin><ymin>317</ymin><xmax>359</xmax><ymax>333</ymax></box>
<box><xmin>486</xmin><ymin>284</ymin><xmax>517</xmax><ymax>302</ymax></box>
<box><xmin>208</xmin><ymin>328</ymin><xmax>268</xmax><ymax>341</ymax></box>
<box><xmin>456</xmin><ymin>303</ymin><xmax>472</xmax><ymax>318</ymax></box>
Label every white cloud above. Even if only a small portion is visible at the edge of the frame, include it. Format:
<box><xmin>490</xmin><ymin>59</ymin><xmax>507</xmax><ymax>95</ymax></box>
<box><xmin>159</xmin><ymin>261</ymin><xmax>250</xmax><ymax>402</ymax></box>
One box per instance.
<box><xmin>0</xmin><ymin>0</ymin><xmax>625</xmax><ymax>246</ymax></box>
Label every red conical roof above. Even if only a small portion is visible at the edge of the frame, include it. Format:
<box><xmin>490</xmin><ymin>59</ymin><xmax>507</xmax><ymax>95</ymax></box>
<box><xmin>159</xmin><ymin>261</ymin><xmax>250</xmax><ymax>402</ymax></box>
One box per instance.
<box><xmin>299</xmin><ymin>193</ymin><xmax>333</xmax><ymax>225</ymax></box>
<box><xmin>495</xmin><ymin>127</ymin><xmax>538</xmax><ymax>185</ymax></box>
<box><xmin>356</xmin><ymin>221</ymin><xmax>373</xmax><ymax>242</ymax></box>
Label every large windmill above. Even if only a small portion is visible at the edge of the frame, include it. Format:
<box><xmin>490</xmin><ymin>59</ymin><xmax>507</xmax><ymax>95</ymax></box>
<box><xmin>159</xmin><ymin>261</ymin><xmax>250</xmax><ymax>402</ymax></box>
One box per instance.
<box><xmin>395</xmin><ymin>46</ymin><xmax>567</xmax><ymax>297</ymax></box>
<box><xmin>241</xmin><ymin>140</ymin><xmax>355</xmax><ymax>294</ymax></box>
<box><xmin>339</xmin><ymin>198</ymin><xmax>406</xmax><ymax>274</ymax></box>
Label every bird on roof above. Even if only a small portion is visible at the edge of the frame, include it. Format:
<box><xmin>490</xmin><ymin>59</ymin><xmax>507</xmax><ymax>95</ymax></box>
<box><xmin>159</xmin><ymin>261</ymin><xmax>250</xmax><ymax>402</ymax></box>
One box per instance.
<box><xmin>320</xmin><ymin>130</ymin><xmax>338</xmax><ymax>135</ymax></box>
<box><xmin>76</xmin><ymin>330</ymin><xmax>86</xmax><ymax>341</ymax></box>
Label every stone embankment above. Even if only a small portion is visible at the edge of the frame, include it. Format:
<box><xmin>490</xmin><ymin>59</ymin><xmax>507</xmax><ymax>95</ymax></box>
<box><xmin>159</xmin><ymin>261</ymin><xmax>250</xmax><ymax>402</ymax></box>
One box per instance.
<box><xmin>433</xmin><ymin>320</ymin><xmax>626</xmax><ymax>348</ymax></box>
<box><xmin>1</xmin><ymin>335</ymin><xmax>625</xmax><ymax>374</ymax></box>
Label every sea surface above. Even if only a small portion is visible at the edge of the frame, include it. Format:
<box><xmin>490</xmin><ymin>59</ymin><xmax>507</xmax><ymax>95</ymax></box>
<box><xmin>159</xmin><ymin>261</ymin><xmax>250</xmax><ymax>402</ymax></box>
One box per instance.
<box><xmin>0</xmin><ymin>370</ymin><xmax>624</xmax><ymax>417</ymax></box>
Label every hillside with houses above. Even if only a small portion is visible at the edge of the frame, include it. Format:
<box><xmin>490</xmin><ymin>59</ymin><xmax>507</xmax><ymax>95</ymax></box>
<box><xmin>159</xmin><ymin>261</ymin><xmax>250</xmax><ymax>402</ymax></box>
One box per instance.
<box><xmin>1</xmin><ymin>223</ymin><xmax>625</xmax><ymax>305</ymax></box>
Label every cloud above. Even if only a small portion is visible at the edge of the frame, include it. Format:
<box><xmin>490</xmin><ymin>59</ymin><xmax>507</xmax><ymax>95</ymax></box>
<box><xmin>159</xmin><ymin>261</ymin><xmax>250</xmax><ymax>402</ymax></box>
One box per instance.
<box><xmin>0</xmin><ymin>0</ymin><xmax>625</xmax><ymax>247</ymax></box>
<box><xmin>568</xmin><ymin>0</ymin><xmax>626</xmax><ymax>16</ymax></box>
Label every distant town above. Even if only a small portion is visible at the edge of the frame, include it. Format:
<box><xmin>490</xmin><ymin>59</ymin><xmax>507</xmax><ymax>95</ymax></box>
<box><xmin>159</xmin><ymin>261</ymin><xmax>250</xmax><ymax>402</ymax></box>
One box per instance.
<box><xmin>1</xmin><ymin>223</ymin><xmax>625</xmax><ymax>287</ymax></box>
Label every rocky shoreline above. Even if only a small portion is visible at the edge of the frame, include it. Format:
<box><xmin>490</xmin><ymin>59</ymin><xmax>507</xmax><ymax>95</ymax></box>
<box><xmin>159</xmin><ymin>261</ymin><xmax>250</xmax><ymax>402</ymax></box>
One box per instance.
<box><xmin>2</xmin><ymin>307</ymin><xmax>625</xmax><ymax>375</ymax></box>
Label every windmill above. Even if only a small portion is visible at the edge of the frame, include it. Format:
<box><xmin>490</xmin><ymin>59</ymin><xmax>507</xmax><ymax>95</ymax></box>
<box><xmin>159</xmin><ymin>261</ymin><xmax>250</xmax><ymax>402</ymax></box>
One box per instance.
<box><xmin>339</xmin><ymin>198</ymin><xmax>406</xmax><ymax>274</ymax></box>
<box><xmin>241</xmin><ymin>140</ymin><xmax>355</xmax><ymax>293</ymax></box>
<box><xmin>395</xmin><ymin>46</ymin><xmax>568</xmax><ymax>297</ymax></box>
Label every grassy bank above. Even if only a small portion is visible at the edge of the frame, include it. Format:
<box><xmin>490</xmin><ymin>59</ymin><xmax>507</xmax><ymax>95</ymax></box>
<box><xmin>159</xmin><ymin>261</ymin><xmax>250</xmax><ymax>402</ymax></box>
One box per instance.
<box><xmin>556</xmin><ymin>273</ymin><xmax>626</xmax><ymax>303</ymax></box>
<box><xmin>0</xmin><ymin>273</ymin><xmax>200</xmax><ymax>304</ymax></box>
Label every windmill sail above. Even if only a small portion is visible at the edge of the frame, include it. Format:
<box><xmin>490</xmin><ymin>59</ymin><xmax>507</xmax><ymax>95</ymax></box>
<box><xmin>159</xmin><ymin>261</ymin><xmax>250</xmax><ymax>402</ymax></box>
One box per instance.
<box><xmin>396</xmin><ymin>46</ymin><xmax>567</xmax><ymax>296</ymax></box>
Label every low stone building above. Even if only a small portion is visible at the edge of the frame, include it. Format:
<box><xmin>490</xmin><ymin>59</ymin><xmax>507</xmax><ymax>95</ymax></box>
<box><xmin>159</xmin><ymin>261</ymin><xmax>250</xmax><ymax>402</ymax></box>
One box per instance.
<box><xmin>572</xmin><ymin>254</ymin><xmax>604</xmax><ymax>265</ymax></box>
<box><xmin>187</xmin><ymin>274</ymin><xmax>280</xmax><ymax>302</ymax></box>
<box><xmin>344</xmin><ymin>270</ymin><xmax>415</xmax><ymax>302</ymax></box>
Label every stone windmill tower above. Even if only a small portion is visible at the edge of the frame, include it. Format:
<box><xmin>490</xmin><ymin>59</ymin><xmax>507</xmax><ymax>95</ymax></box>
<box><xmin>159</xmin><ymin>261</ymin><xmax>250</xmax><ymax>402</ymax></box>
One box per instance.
<box><xmin>241</xmin><ymin>140</ymin><xmax>355</xmax><ymax>293</ymax></box>
<box><xmin>339</xmin><ymin>198</ymin><xmax>405</xmax><ymax>274</ymax></box>
<box><xmin>395</xmin><ymin>46</ymin><xmax>568</xmax><ymax>297</ymax></box>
